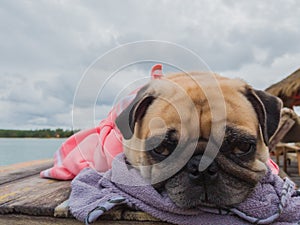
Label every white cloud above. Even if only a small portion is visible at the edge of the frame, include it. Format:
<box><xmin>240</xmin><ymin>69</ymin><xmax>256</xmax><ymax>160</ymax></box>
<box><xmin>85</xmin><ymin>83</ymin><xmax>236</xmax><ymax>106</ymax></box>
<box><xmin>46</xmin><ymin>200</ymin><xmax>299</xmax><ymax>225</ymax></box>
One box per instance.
<box><xmin>221</xmin><ymin>52</ymin><xmax>300</xmax><ymax>90</ymax></box>
<box><xmin>1</xmin><ymin>0</ymin><xmax>300</xmax><ymax>129</ymax></box>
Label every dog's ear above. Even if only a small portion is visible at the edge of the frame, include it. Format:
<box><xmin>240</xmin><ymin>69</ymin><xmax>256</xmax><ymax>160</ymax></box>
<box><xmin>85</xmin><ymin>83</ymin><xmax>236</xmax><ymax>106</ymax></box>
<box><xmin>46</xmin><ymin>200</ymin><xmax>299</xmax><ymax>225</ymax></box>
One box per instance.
<box><xmin>116</xmin><ymin>86</ymin><xmax>155</xmax><ymax>140</ymax></box>
<box><xmin>245</xmin><ymin>87</ymin><xmax>282</xmax><ymax>146</ymax></box>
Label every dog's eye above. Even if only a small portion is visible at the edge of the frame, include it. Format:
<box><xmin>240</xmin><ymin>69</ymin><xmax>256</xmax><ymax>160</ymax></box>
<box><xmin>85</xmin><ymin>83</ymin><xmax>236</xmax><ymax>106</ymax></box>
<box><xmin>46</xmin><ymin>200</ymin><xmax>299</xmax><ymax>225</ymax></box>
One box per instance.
<box><xmin>153</xmin><ymin>147</ymin><xmax>171</xmax><ymax>156</ymax></box>
<box><xmin>148</xmin><ymin>129</ymin><xmax>178</xmax><ymax>160</ymax></box>
<box><xmin>234</xmin><ymin>143</ymin><xmax>254</xmax><ymax>156</ymax></box>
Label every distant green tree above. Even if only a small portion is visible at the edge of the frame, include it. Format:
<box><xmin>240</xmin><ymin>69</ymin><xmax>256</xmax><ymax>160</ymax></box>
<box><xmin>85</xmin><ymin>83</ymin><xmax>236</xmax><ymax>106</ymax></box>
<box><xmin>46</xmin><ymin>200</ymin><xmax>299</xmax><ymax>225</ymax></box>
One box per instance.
<box><xmin>0</xmin><ymin>129</ymin><xmax>80</xmax><ymax>138</ymax></box>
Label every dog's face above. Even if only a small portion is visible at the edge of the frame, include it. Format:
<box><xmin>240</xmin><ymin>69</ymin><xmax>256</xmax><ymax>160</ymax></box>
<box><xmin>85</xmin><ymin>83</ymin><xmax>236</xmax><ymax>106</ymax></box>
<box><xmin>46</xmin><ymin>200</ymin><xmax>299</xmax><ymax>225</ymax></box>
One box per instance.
<box><xmin>116</xmin><ymin>72</ymin><xmax>282</xmax><ymax>208</ymax></box>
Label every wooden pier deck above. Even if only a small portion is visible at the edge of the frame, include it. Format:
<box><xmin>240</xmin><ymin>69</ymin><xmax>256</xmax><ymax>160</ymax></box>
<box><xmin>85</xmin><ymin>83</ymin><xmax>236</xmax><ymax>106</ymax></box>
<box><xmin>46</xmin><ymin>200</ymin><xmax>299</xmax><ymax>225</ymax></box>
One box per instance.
<box><xmin>275</xmin><ymin>155</ymin><xmax>300</xmax><ymax>187</ymax></box>
<box><xmin>0</xmin><ymin>160</ymin><xmax>167</xmax><ymax>225</ymax></box>
<box><xmin>0</xmin><ymin>158</ymin><xmax>299</xmax><ymax>225</ymax></box>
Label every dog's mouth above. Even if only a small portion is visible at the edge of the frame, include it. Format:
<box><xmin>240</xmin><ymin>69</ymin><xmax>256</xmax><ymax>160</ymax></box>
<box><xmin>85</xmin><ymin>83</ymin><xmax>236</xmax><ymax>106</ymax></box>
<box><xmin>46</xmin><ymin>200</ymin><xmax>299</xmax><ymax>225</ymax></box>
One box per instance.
<box><xmin>154</xmin><ymin>176</ymin><xmax>219</xmax><ymax>208</ymax></box>
<box><xmin>162</xmin><ymin>155</ymin><xmax>261</xmax><ymax>209</ymax></box>
<box><xmin>186</xmin><ymin>186</ymin><xmax>220</xmax><ymax>208</ymax></box>
<box><xmin>165</xmin><ymin>183</ymin><xmax>219</xmax><ymax>208</ymax></box>
<box><xmin>194</xmin><ymin>194</ymin><xmax>219</xmax><ymax>208</ymax></box>
<box><xmin>165</xmin><ymin>178</ymin><xmax>254</xmax><ymax>209</ymax></box>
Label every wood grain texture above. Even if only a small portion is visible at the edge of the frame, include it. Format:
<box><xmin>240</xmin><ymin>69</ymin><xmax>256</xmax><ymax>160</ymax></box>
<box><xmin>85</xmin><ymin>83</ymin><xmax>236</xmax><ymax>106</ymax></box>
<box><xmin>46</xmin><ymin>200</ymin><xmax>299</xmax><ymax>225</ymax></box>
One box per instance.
<box><xmin>0</xmin><ymin>159</ymin><xmax>53</xmax><ymax>185</ymax></box>
<box><xmin>0</xmin><ymin>174</ymin><xmax>70</xmax><ymax>215</ymax></box>
<box><xmin>0</xmin><ymin>214</ymin><xmax>170</xmax><ymax>225</ymax></box>
<box><xmin>0</xmin><ymin>160</ymin><xmax>168</xmax><ymax>224</ymax></box>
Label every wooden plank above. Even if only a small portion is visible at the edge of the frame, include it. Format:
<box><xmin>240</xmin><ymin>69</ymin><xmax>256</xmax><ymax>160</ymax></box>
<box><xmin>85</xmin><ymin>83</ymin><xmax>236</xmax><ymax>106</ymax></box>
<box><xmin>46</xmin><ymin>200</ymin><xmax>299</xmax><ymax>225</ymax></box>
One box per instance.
<box><xmin>297</xmin><ymin>151</ymin><xmax>300</xmax><ymax>176</ymax></box>
<box><xmin>269</xmin><ymin>116</ymin><xmax>295</xmax><ymax>151</ymax></box>
<box><xmin>0</xmin><ymin>174</ymin><xmax>70</xmax><ymax>216</ymax></box>
<box><xmin>272</xmin><ymin>154</ymin><xmax>300</xmax><ymax>187</ymax></box>
<box><xmin>275</xmin><ymin>144</ymin><xmax>300</xmax><ymax>174</ymax></box>
<box><xmin>0</xmin><ymin>172</ymin><xmax>163</xmax><ymax>222</ymax></box>
<box><xmin>0</xmin><ymin>160</ymin><xmax>168</xmax><ymax>223</ymax></box>
<box><xmin>0</xmin><ymin>214</ymin><xmax>170</xmax><ymax>225</ymax></box>
<box><xmin>0</xmin><ymin>159</ymin><xmax>53</xmax><ymax>185</ymax></box>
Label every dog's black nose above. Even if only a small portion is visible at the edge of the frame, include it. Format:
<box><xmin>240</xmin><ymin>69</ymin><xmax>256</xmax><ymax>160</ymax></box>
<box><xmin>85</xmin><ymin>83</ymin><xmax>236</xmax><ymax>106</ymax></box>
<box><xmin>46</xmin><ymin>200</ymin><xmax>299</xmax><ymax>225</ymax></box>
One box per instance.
<box><xmin>187</xmin><ymin>155</ymin><xmax>219</xmax><ymax>183</ymax></box>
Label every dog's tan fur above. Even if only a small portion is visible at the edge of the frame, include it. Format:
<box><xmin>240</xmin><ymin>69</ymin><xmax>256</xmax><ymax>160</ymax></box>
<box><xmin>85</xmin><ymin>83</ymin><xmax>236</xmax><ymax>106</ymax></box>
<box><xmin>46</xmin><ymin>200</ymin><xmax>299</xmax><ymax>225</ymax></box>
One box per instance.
<box><xmin>116</xmin><ymin>71</ymin><xmax>282</xmax><ymax>208</ymax></box>
<box><xmin>124</xmin><ymin>72</ymin><xmax>265</xmax><ymax>168</ymax></box>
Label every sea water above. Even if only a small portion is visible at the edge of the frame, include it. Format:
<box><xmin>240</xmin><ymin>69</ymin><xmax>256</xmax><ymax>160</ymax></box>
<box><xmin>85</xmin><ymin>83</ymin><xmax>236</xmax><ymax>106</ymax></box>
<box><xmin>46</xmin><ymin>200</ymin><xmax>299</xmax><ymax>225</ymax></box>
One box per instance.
<box><xmin>0</xmin><ymin>138</ymin><xmax>66</xmax><ymax>166</ymax></box>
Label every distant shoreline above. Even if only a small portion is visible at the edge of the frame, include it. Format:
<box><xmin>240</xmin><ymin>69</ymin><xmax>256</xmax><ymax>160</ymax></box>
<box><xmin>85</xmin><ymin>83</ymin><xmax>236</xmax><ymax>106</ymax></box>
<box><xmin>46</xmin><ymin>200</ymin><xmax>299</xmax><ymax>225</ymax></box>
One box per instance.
<box><xmin>0</xmin><ymin>129</ymin><xmax>79</xmax><ymax>138</ymax></box>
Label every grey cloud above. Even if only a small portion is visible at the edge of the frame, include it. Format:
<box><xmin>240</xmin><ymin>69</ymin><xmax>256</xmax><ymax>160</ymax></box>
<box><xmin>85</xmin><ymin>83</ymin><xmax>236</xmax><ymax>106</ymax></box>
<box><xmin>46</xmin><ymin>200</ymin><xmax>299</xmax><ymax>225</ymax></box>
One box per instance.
<box><xmin>0</xmin><ymin>1</ymin><xmax>117</xmax><ymax>71</ymax></box>
<box><xmin>34</xmin><ymin>74</ymin><xmax>78</xmax><ymax>106</ymax></box>
<box><xmin>1</xmin><ymin>0</ymin><xmax>300</xmax><ymax>129</ymax></box>
<box><xmin>228</xmin><ymin>26</ymin><xmax>300</xmax><ymax>65</ymax></box>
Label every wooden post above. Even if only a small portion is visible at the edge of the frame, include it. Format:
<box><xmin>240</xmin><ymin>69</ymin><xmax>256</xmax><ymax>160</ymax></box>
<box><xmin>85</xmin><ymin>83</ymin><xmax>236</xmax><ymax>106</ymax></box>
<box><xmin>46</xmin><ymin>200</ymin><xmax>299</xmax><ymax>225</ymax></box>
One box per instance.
<box><xmin>297</xmin><ymin>151</ymin><xmax>300</xmax><ymax>176</ymax></box>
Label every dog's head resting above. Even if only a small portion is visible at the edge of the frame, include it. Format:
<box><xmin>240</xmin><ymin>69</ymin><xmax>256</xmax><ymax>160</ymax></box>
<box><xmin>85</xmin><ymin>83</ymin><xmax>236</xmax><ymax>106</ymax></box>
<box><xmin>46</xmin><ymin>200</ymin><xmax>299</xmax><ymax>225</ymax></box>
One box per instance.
<box><xmin>116</xmin><ymin>72</ymin><xmax>282</xmax><ymax>208</ymax></box>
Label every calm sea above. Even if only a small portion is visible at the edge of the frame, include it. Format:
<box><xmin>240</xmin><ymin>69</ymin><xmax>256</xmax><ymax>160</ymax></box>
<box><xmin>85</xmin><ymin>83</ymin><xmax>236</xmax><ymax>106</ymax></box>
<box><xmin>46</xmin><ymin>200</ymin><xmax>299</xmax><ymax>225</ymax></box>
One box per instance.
<box><xmin>0</xmin><ymin>138</ymin><xmax>67</xmax><ymax>166</ymax></box>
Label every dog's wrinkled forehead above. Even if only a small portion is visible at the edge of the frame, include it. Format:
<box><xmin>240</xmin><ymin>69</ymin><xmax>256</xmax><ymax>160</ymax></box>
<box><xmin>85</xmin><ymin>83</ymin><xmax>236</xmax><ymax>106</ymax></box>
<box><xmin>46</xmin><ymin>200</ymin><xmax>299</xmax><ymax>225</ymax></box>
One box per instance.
<box><xmin>141</xmin><ymin>73</ymin><xmax>250</xmax><ymax>137</ymax></box>
<box><xmin>116</xmin><ymin>72</ymin><xmax>282</xmax><ymax>146</ymax></box>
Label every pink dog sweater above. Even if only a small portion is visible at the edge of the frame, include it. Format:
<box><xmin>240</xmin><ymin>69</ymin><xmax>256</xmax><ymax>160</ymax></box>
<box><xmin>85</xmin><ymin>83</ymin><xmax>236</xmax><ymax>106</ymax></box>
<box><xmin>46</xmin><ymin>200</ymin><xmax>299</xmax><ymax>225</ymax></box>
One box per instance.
<box><xmin>40</xmin><ymin>65</ymin><xmax>279</xmax><ymax>180</ymax></box>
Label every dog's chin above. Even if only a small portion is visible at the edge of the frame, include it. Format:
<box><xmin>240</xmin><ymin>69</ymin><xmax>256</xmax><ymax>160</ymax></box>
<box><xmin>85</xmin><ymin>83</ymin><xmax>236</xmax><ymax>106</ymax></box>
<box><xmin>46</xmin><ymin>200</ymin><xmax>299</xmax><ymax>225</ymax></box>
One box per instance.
<box><xmin>164</xmin><ymin>170</ymin><xmax>256</xmax><ymax>209</ymax></box>
<box><xmin>168</xmin><ymin>193</ymin><xmax>220</xmax><ymax>209</ymax></box>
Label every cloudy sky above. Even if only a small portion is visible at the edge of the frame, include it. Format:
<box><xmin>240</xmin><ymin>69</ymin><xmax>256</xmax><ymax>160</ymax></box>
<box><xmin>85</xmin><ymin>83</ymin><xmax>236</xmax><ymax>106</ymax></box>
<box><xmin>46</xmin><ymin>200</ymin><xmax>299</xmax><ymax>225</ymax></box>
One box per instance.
<box><xmin>1</xmin><ymin>0</ymin><xmax>300</xmax><ymax>130</ymax></box>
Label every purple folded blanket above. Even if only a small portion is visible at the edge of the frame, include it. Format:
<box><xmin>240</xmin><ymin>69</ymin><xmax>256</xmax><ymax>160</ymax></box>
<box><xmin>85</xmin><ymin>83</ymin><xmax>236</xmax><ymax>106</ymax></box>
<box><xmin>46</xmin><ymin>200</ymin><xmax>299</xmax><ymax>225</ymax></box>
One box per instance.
<box><xmin>69</xmin><ymin>154</ymin><xmax>300</xmax><ymax>225</ymax></box>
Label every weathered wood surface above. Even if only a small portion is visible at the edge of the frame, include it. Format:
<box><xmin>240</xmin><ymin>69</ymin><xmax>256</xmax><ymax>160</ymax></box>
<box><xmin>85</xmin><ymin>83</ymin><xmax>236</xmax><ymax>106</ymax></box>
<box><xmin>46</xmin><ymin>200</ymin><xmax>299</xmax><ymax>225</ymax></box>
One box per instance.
<box><xmin>0</xmin><ymin>160</ymin><xmax>70</xmax><ymax>216</ymax></box>
<box><xmin>1</xmin><ymin>158</ymin><xmax>299</xmax><ymax>225</ymax></box>
<box><xmin>271</xmin><ymin>154</ymin><xmax>300</xmax><ymax>187</ymax></box>
<box><xmin>0</xmin><ymin>159</ymin><xmax>53</xmax><ymax>185</ymax></box>
<box><xmin>0</xmin><ymin>214</ymin><xmax>168</xmax><ymax>225</ymax></box>
<box><xmin>0</xmin><ymin>160</ymin><xmax>169</xmax><ymax>224</ymax></box>
<box><xmin>274</xmin><ymin>143</ymin><xmax>300</xmax><ymax>175</ymax></box>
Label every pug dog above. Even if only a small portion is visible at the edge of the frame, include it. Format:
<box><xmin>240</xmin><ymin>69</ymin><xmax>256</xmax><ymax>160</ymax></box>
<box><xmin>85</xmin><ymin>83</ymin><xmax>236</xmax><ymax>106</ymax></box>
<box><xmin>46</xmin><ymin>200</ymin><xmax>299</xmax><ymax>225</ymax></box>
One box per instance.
<box><xmin>115</xmin><ymin>71</ymin><xmax>282</xmax><ymax>209</ymax></box>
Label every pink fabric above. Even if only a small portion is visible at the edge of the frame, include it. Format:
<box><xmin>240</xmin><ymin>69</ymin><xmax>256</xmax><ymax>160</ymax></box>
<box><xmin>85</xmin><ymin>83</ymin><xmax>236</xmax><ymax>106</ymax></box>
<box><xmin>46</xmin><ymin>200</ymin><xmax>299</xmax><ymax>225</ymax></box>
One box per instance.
<box><xmin>40</xmin><ymin>64</ymin><xmax>279</xmax><ymax>180</ymax></box>
<box><xmin>40</xmin><ymin>113</ymin><xmax>123</xmax><ymax>180</ymax></box>
<box><xmin>266</xmin><ymin>158</ymin><xmax>279</xmax><ymax>175</ymax></box>
<box><xmin>40</xmin><ymin>65</ymin><xmax>163</xmax><ymax>180</ymax></box>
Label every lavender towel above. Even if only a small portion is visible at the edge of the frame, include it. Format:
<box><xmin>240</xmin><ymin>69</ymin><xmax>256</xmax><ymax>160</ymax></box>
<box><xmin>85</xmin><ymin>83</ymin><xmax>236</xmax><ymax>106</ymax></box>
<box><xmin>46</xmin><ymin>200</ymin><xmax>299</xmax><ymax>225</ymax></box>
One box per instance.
<box><xmin>69</xmin><ymin>154</ymin><xmax>300</xmax><ymax>225</ymax></box>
